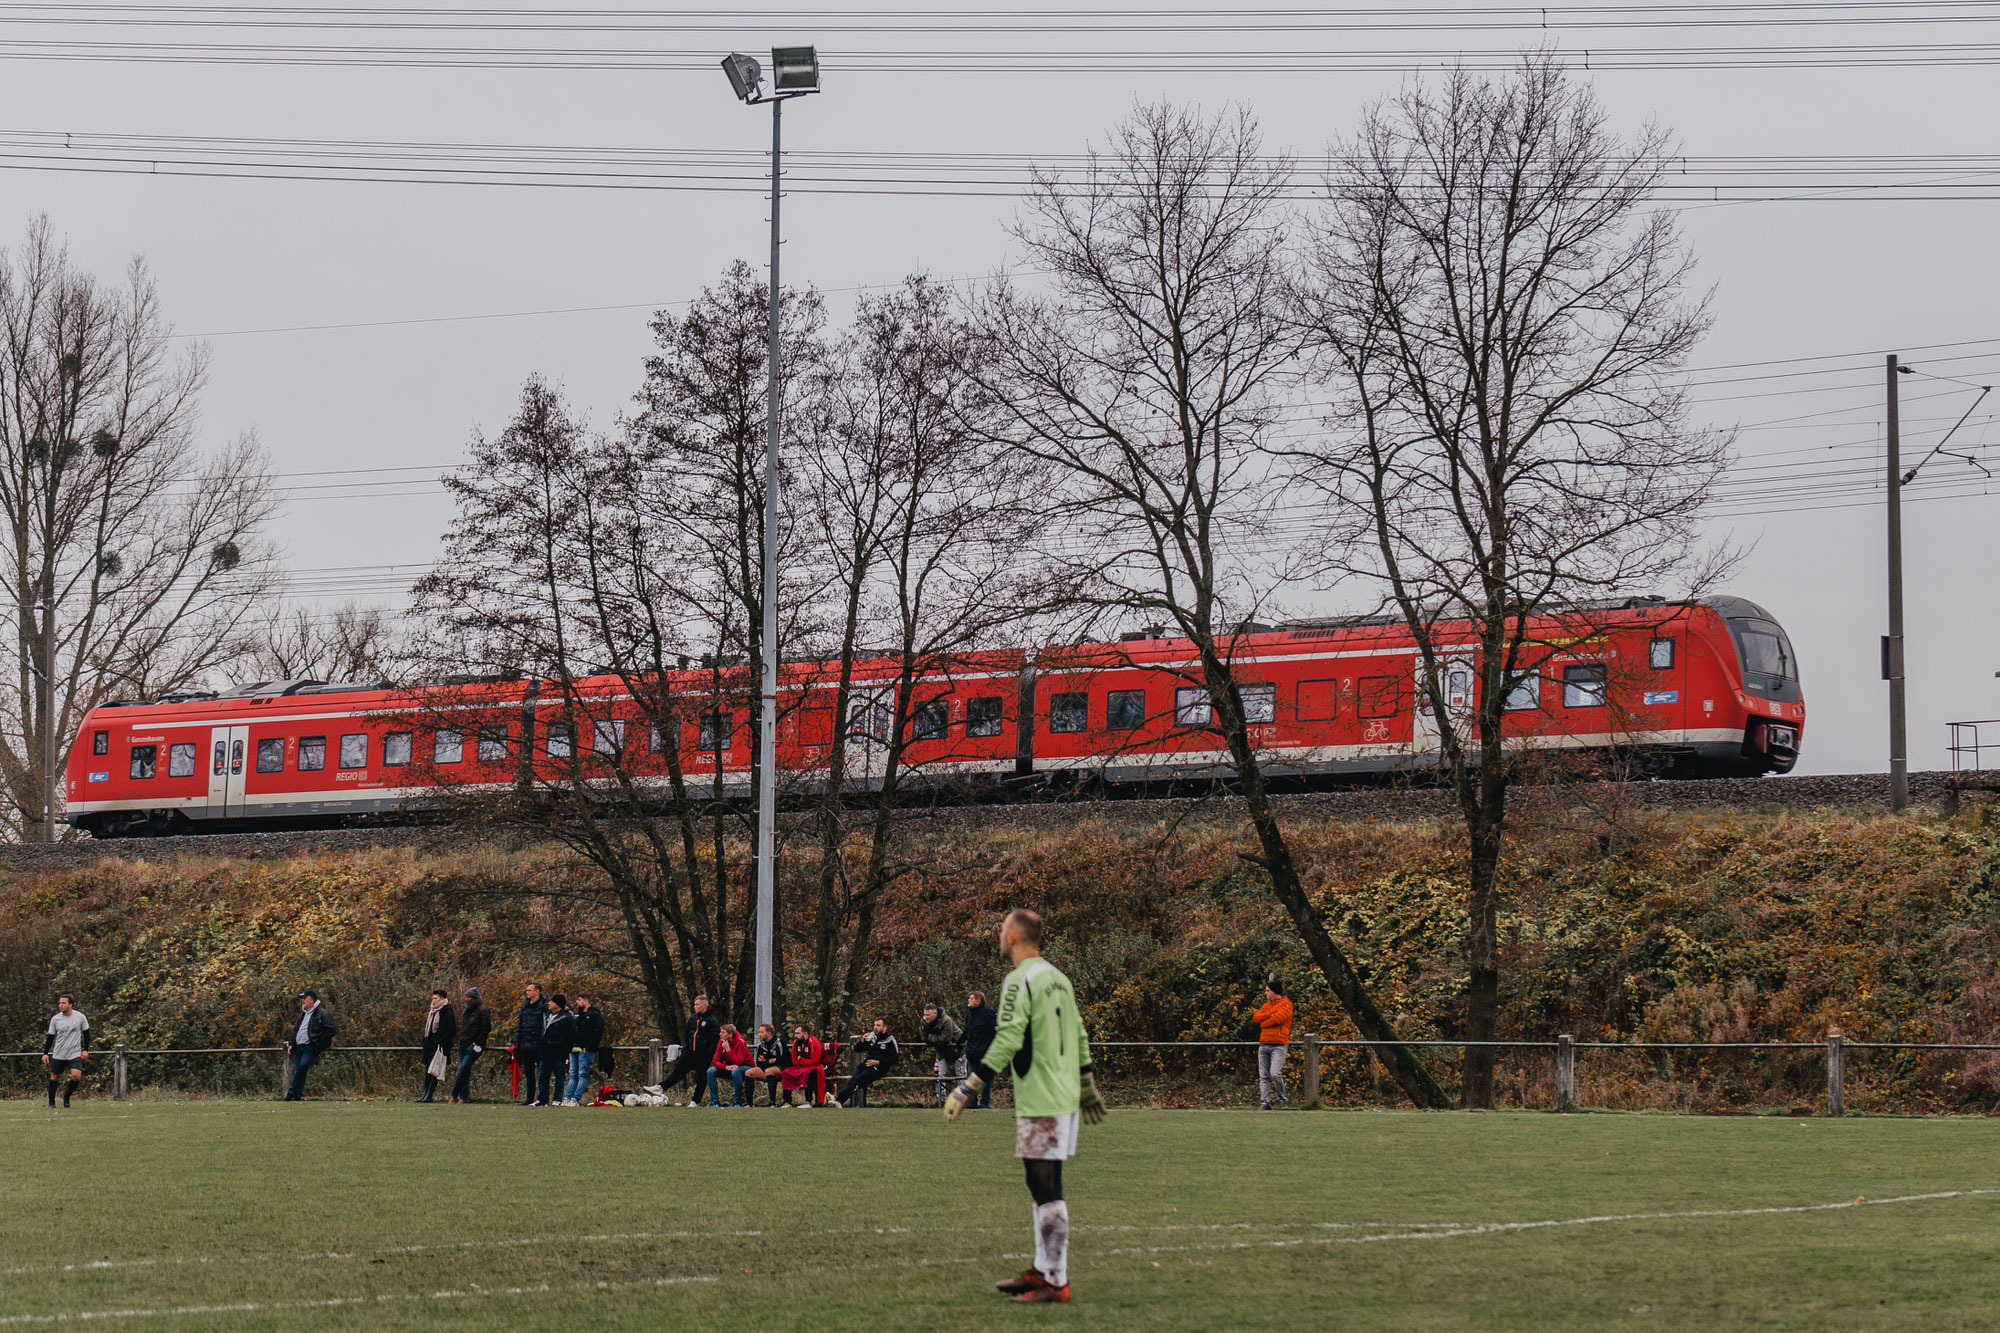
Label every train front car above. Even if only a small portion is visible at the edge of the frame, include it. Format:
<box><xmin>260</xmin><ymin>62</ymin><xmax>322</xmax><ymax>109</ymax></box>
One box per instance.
<box><xmin>1689</xmin><ymin>595</ymin><xmax>1805</xmax><ymax>776</ymax></box>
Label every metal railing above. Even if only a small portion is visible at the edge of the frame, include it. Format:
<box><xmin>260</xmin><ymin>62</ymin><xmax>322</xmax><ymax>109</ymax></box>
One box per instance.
<box><xmin>1948</xmin><ymin>719</ymin><xmax>2000</xmax><ymax>773</ymax></box>
<box><xmin>9</xmin><ymin>1029</ymin><xmax>1998</xmax><ymax>1115</ymax></box>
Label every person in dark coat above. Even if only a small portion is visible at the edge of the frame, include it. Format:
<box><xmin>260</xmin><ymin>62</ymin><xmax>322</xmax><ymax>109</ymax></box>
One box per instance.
<box><xmin>921</xmin><ymin>1002</ymin><xmax>967</xmax><ymax>1106</ymax></box>
<box><xmin>565</xmin><ymin>994</ymin><xmax>606</xmax><ymax>1105</ymax></box>
<box><xmin>537</xmin><ymin>994</ymin><xmax>575</xmax><ymax>1107</ymax></box>
<box><xmin>964</xmin><ymin>990</ymin><xmax>998</xmax><ymax>1108</ymax></box>
<box><xmin>450</xmin><ymin>987</ymin><xmax>491</xmax><ymax>1103</ymax></box>
<box><xmin>658</xmin><ymin>994</ymin><xmax>722</xmax><ymax>1105</ymax></box>
<box><xmin>418</xmin><ymin>989</ymin><xmax>457</xmax><ymax>1103</ymax></box>
<box><xmin>283</xmin><ymin>990</ymin><xmax>336</xmax><ymax>1101</ymax></box>
<box><xmin>512</xmin><ymin>983</ymin><xmax>547</xmax><ymax>1106</ymax></box>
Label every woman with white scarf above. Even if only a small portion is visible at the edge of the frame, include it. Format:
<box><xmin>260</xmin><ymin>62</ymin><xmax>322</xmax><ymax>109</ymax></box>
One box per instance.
<box><xmin>418</xmin><ymin>989</ymin><xmax>457</xmax><ymax>1103</ymax></box>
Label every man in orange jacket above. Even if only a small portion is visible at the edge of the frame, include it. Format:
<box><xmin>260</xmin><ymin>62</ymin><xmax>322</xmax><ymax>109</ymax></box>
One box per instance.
<box><xmin>1252</xmin><ymin>978</ymin><xmax>1294</xmax><ymax>1109</ymax></box>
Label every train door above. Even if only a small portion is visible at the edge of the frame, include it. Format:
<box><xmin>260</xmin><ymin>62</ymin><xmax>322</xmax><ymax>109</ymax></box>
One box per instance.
<box><xmin>1412</xmin><ymin>658</ymin><xmax>1474</xmax><ymax>757</ymax></box>
<box><xmin>847</xmin><ymin>688</ymin><xmax>892</xmax><ymax>786</ymax></box>
<box><xmin>205</xmin><ymin>724</ymin><xmax>249</xmax><ymax>818</ymax></box>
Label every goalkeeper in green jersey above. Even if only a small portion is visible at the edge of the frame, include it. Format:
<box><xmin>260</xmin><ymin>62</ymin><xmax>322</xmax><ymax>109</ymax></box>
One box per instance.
<box><xmin>945</xmin><ymin>908</ymin><xmax>1108</xmax><ymax>1304</ymax></box>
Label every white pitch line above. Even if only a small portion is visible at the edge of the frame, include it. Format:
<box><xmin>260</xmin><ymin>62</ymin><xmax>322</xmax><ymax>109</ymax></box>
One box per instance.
<box><xmin>0</xmin><ymin>1274</ymin><xmax>717</xmax><ymax>1326</ymax></box>
<box><xmin>1088</xmin><ymin>1188</ymin><xmax>2000</xmax><ymax>1258</ymax></box>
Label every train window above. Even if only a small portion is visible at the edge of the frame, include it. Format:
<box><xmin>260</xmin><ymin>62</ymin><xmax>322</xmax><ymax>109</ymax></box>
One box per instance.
<box><xmin>129</xmin><ymin>744</ymin><xmax>156</xmax><ymax>779</ymax></box>
<box><xmin>1503</xmin><ymin>674</ymin><xmax>1540</xmax><ymax>711</ymax></box>
<box><xmin>213</xmin><ymin>740</ymin><xmax>226</xmax><ymax>775</ymax></box>
<box><xmin>849</xmin><ymin>697</ymin><xmax>891</xmax><ymax>743</ymax></box>
<box><xmin>339</xmin><ymin>733</ymin><xmax>369</xmax><ymax>769</ymax></box>
<box><xmin>168</xmin><ymin>742</ymin><xmax>197</xmax><ymax>778</ymax></box>
<box><xmin>92</xmin><ymin>730</ymin><xmax>109</xmax><ymax>756</ymax></box>
<box><xmin>299</xmin><ymin>736</ymin><xmax>326</xmax><ymax>771</ymax></box>
<box><xmin>1049</xmin><ymin>692</ymin><xmax>1088</xmax><ymax>734</ymax></box>
<box><xmin>256</xmin><ymin>738</ymin><xmax>285</xmax><ymax>773</ymax></box>
<box><xmin>1296</xmin><ymin>680</ymin><xmax>1340</xmax><ymax>722</ymax></box>
<box><xmin>1730</xmin><ymin>618</ymin><xmax>1797</xmax><ymax>681</ymax></box>
<box><xmin>1649</xmin><ymin>638</ymin><xmax>1675</xmax><ymax>670</ymax></box>
<box><xmin>1562</xmin><ymin>664</ymin><xmax>1607</xmax><ymax>708</ymax></box>
<box><xmin>698</xmin><ymin>712</ymin><xmax>732</xmax><ymax>753</ymax></box>
<box><xmin>647</xmin><ymin>724</ymin><xmax>664</xmax><ymax>754</ymax></box>
<box><xmin>966</xmin><ymin>697</ymin><xmax>1004</xmax><ymax>738</ymax></box>
<box><xmin>1106</xmin><ymin>689</ymin><xmax>1146</xmax><ymax>731</ymax></box>
<box><xmin>1175</xmin><ymin>686</ymin><xmax>1212</xmax><ymax>727</ymax></box>
<box><xmin>910</xmin><ymin>701</ymin><xmax>949</xmax><ymax>742</ymax></box>
<box><xmin>1241</xmin><ymin>683</ymin><xmax>1277</xmax><ymax>724</ymax></box>
<box><xmin>546</xmin><ymin>721</ymin><xmax>574</xmax><ymax>758</ymax></box>
<box><xmin>594</xmin><ymin>719</ymin><xmax>625</xmax><ymax>755</ymax></box>
<box><xmin>1358</xmin><ymin>677</ymin><xmax>1401</xmax><ymax>720</ymax></box>
<box><xmin>435</xmin><ymin>729</ymin><xmax>464</xmax><ymax>764</ymax></box>
<box><xmin>477</xmin><ymin>726</ymin><xmax>508</xmax><ymax>762</ymax></box>
<box><xmin>384</xmin><ymin>732</ymin><xmax>412</xmax><ymax>767</ymax></box>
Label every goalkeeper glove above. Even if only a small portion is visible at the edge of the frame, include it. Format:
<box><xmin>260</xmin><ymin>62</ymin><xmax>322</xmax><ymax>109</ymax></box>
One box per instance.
<box><xmin>944</xmin><ymin>1072</ymin><xmax>985</xmax><ymax>1123</ymax></box>
<box><xmin>1078</xmin><ymin>1068</ymin><xmax>1107</xmax><ymax>1125</ymax></box>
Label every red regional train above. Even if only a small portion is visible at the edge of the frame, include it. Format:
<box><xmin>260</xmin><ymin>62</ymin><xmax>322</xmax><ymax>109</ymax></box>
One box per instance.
<box><xmin>64</xmin><ymin>594</ymin><xmax>1802</xmax><ymax>838</ymax></box>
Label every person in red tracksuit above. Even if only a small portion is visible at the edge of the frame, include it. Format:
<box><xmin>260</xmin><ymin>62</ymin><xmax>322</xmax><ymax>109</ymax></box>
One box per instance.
<box><xmin>781</xmin><ymin>1025</ymin><xmax>827</xmax><ymax>1108</ymax></box>
<box><xmin>705</xmin><ymin>1024</ymin><xmax>754</xmax><ymax>1107</ymax></box>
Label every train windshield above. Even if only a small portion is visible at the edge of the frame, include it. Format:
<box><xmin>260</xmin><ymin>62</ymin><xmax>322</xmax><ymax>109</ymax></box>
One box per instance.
<box><xmin>1729</xmin><ymin>618</ymin><xmax>1797</xmax><ymax>682</ymax></box>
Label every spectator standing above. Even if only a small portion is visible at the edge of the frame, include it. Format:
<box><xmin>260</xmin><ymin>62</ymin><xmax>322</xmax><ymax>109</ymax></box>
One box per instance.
<box><xmin>746</xmin><ymin>1023</ymin><xmax>785</xmax><ymax>1106</ymax></box>
<box><xmin>539</xmin><ymin>994</ymin><xmax>575</xmax><ymax>1107</ymax></box>
<box><xmin>512</xmin><ymin>983</ymin><xmax>547</xmax><ymax>1106</ymax></box>
<box><xmin>781</xmin><ymin>1025</ymin><xmax>826</xmax><ymax>1108</ymax></box>
<box><xmin>921</xmin><ymin>1002</ymin><xmax>967</xmax><ymax>1106</ymax></box>
<box><xmin>659</xmin><ymin>994</ymin><xmax>722</xmax><ymax>1106</ymax></box>
<box><xmin>283</xmin><ymin>990</ymin><xmax>336</xmax><ymax>1102</ymax></box>
<box><xmin>42</xmin><ymin>995</ymin><xmax>89</xmax><ymax>1109</ymax></box>
<box><xmin>565</xmin><ymin>994</ymin><xmax>605</xmax><ymax>1106</ymax></box>
<box><xmin>418</xmin><ymin>989</ymin><xmax>457</xmax><ymax>1103</ymax></box>
<box><xmin>451</xmin><ymin>987</ymin><xmax>491</xmax><ymax>1104</ymax></box>
<box><xmin>835</xmin><ymin>1017</ymin><xmax>900</xmax><ymax>1107</ymax></box>
<box><xmin>964</xmin><ymin>991</ymin><xmax>998</xmax><ymax>1109</ymax></box>
<box><xmin>705</xmin><ymin>1024</ymin><xmax>754</xmax><ymax>1107</ymax></box>
<box><xmin>1253</xmin><ymin>977</ymin><xmax>1294</xmax><ymax>1109</ymax></box>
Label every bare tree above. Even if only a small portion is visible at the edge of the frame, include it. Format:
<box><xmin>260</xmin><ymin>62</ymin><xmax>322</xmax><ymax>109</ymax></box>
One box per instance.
<box><xmin>1294</xmin><ymin>56</ymin><xmax>1730</xmax><ymax>1106</ymax></box>
<box><xmin>797</xmin><ymin>274</ymin><xmax>1056</xmax><ymax>1036</ymax></box>
<box><xmin>0</xmin><ymin>215</ymin><xmax>278</xmax><ymax>839</ymax></box>
<box><xmin>245</xmin><ymin>601</ymin><xmax>402</xmax><ymax>683</ymax></box>
<box><xmin>411</xmin><ymin>259</ymin><xmax>828</xmax><ymax>1036</ymax></box>
<box><xmin>973</xmin><ymin>103</ymin><xmax>1446</xmax><ymax>1108</ymax></box>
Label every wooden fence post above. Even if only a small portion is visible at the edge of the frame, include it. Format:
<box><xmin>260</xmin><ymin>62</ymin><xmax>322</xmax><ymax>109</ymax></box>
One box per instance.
<box><xmin>648</xmin><ymin>1038</ymin><xmax>663</xmax><ymax>1086</ymax></box>
<box><xmin>112</xmin><ymin>1043</ymin><xmax>128</xmax><ymax>1101</ymax></box>
<box><xmin>1826</xmin><ymin>1028</ymin><xmax>1845</xmax><ymax>1116</ymax></box>
<box><xmin>1556</xmin><ymin>1034</ymin><xmax>1575</xmax><ymax>1111</ymax></box>
<box><xmin>278</xmin><ymin>1047</ymin><xmax>291</xmax><ymax>1099</ymax></box>
<box><xmin>1302</xmin><ymin>1034</ymin><xmax>1322</xmax><ymax>1109</ymax></box>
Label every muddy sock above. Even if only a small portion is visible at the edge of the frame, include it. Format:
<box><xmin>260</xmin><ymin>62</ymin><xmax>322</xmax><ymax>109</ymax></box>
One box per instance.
<box><xmin>1033</xmin><ymin>1201</ymin><xmax>1069</xmax><ymax>1288</ymax></box>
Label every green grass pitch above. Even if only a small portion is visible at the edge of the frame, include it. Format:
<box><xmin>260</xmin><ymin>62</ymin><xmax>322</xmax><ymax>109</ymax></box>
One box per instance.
<box><xmin>5</xmin><ymin>1098</ymin><xmax>2000</xmax><ymax>1329</ymax></box>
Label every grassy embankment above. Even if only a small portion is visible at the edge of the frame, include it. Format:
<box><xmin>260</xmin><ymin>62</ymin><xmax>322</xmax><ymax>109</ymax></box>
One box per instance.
<box><xmin>4</xmin><ymin>797</ymin><xmax>2000</xmax><ymax>1110</ymax></box>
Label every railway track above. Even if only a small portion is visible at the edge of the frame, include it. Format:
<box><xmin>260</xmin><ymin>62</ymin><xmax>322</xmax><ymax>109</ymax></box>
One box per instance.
<box><xmin>0</xmin><ymin>770</ymin><xmax>1972</xmax><ymax>869</ymax></box>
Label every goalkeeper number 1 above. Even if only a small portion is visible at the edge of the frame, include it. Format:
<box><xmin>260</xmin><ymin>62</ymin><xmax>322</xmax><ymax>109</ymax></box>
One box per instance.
<box><xmin>945</xmin><ymin>908</ymin><xmax>1108</xmax><ymax>1305</ymax></box>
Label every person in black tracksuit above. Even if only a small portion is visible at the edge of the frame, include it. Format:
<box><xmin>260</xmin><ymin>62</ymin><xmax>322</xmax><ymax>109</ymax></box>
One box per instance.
<box><xmin>538</xmin><ymin>995</ymin><xmax>575</xmax><ymax>1107</ymax></box>
<box><xmin>659</xmin><ymin>995</ymin><xmax>722</xmax><ymax>1104</ymax></box>
<box><xmin>836</xmin><ymin>1018</ymin><xmax>900</xmax><ymax>1107</ymax></box>
<box><xmin>964</xmin><ymin>990</ymin><xmax>998</xmax><ymax>1109</ymax></box>
<box><xmin>451</xmin><ymin>987</ymin><xmax>492</xmax><ymax>1103</ymax></box>
<box><xmin>514</xmin><ymin>983</ymin><xmax>548</xmax><ymax>1105</ymax></box>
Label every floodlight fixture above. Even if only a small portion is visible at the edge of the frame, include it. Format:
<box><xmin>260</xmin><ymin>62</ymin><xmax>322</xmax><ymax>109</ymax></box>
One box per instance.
<box><xmin>721</xmin><ymin>51</ymin><xmax>762</xmax><ymax>102</ymax></box>
<box><xmin>771</xmin><ymin>46</ymin><xmax>820</xmax><ymax>94</ymax></box>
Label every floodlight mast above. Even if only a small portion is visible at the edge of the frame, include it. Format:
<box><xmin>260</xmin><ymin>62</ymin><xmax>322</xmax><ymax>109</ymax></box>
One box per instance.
<box><xmin>721</xmin><ymin>47</ymin><xmax>818</xmax><ymax>1032</ymax></box>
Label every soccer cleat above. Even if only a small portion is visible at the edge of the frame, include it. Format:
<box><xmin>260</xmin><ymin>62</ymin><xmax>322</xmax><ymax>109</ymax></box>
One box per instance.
<box><xmin>1007</xmin><ymin>1284</ymin><xmax>1071</xmax><ymax>1304</ymax></box>
<box><xmin>995</xmin><ymin>1270</ymin><xmax>1046</xmax><ymax>1295</ymax></box>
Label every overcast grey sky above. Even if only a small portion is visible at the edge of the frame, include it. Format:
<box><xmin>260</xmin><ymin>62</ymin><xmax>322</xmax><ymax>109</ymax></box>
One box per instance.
<box><xmin>1</xmin><ymin>2</ymin><xmax>1995</xmax><ymax>776</ymax></box>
